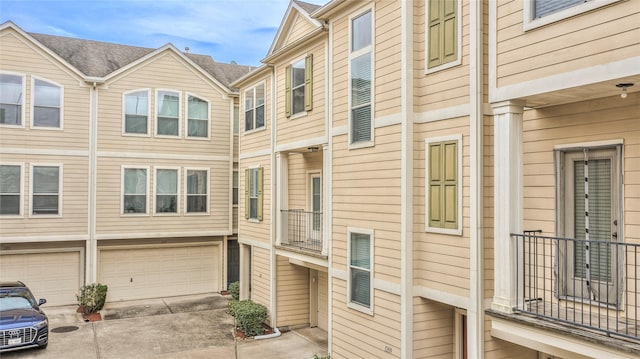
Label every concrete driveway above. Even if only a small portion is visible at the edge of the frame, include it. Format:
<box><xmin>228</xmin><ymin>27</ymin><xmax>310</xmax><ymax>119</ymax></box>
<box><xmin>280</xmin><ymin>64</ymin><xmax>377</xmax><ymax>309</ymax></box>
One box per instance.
<box><xmin>2</xmin><ymin>293</ymin><xmax>328</xmax><ymax>359</ymax></box>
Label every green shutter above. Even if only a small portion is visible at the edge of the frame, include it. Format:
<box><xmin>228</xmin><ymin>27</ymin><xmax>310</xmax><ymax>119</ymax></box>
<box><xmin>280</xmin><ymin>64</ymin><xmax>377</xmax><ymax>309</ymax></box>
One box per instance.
<box><xmin>304</xmin><ymin>54</ymin><xmax>313</xmax><ymax>112</ymax></box>
<box><xmin>285</xmin><ymin>65</ymin><xmax>292</xmax><ymax>118</ymax></box>
<box><xmin>429</xmin><ymin>141</ymin><xmax>458</xmax><ymax>229</ymax></box>
<box><xmin>429</xmin><ymin>143</ymin><xmax>442</xmax><ymax>227</ymax></box>
<box><xmin>244</xmin><ymin>169</ymin><xmax>250</xmax><ymax>219</ymax></box>
<box><xmin>428</xmin><ymin>0</ymin><xmax>457</xmax><ymax>68</ymax></box>
<box><xmin>442</xmin><ymin>0</ymin><xmax>457</xmax><ymax>64</ymax></box>
<box><xmin>428</xmin><ymin>0</ymin><xmax>442</xmax><ymax>68</ymax></box>
<box><xmin>257</xmin><ymin>167</ymin><xmax>264</xmax><ymax>221</ymax></box>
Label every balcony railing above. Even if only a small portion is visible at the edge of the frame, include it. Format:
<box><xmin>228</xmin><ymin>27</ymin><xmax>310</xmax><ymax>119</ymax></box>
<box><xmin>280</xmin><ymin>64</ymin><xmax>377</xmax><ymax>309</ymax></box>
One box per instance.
<box><xmin>514</xmin><ymin>232</ymin><xmax>640</xmax><ymax>341</ymax></box>
<box><xmin>280</xmin><ymin>209</ymin><xmax>323</xmax><ymax>253</ymax></box>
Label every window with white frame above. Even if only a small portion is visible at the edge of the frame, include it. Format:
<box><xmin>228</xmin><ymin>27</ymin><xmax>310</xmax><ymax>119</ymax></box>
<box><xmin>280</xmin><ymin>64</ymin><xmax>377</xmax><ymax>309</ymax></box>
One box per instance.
<box><xmin>348</xmin><ymin>229</ymin><xmax>373</xmax><ymax>312</ymax></box>
<box><xmin>350</xmin><ymin>10</ymin><xmax>373</xmax><ymax>145</ymax></box>
<box><xmin>245</xmin><ymin>167</ymin><xmax>263</xmax><ymax>220</ymax></box>
<box><xmin>524</xmin><ymin>0</ymin><xmax>621</xmax><ymax>29</ymax></box>
<box><xmin>123</xmin><ymin>168</ymin><xmax>147</xmax><ymax>214</ymax></box>
<box><xmin>33</xmin><ymin>78</ymin><xmax>62</xmax><ymax>128</ymax></box>
<box><xmin>186</xmin><ymin>169</ymin><xmax>208</xmax><ymax>213</ymax></box>
<box><xmin>124</xmin><ymin>90</ymin><xmax>149</xmax><ymax>135</ymax></box>
<box><xmin>533</xmin><ymin>0</ymin><xmax>586</xmax><ymax>18</ymax></box>
<box><xmin>244</xmin><ymin>84</ymin><xmax>265</xmax><ymax>132</ymax></box>
<box><xmin>233</xmin><ymin>170</ymin><xmax>239</xmax><ymax>205</ymax></box>
<box><xmin>157</xmin><ymin>90</ymin><xmax>180</xmax><ymax>136</ymax></box>
<box><xmin>0</xmin><ymin>164</ymin><xmax>22</xmax><ymax>215</ymax></box>
<box><xmin>31</xmin><ymin>165</ymin><xmax>61</xmax><ymax>215</ymax></box>
<box><xmin>0</xmin><ymin>74</ymin><xmax>24</xmax><ymax>126</ymax></box>
<box><xmin>187</xmin><ymin>95</ymin><xmax>209</xmax><ymax>138</ymax></box>
<box><xmin>426</xmin><ymin>0</ymin><xmax>461</xmax><ymax>71</ymax></box>
<box><xmin>155</xmin><ymin>168</ymin><xmax>178</xmax><ymax>213</ymax></box>
<box><xmin>285</xmin><ymin>56</ymin><xmax>312</xmax><ymax>117</ymax></box>
<box><xmin>233</xmin><ymin>105</ymin><xmax>239</xmax><ymax>134</ymax></box>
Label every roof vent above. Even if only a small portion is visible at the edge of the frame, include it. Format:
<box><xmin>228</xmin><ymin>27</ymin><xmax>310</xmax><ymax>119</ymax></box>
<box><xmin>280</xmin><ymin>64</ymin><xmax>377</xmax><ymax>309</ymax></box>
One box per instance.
<box><xmin>184</xmin><ymin>47</ymin><xmax>190</xmax><ymax>53</ymax></box>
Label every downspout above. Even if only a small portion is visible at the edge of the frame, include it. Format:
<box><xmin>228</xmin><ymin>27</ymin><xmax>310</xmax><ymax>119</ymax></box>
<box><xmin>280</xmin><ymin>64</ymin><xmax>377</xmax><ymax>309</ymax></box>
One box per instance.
<box><xmin>325</xmin><ymin>17</ymin><xmax>334</xmax><ymax>355</ymax></box>
<box><xmin>269</xmin><ymin>64</ymin><xmax>278</xmax><ymax>330</ymax></box>
<box><xmin>469</xmin><ymin>0</ymin><xmax>485</xmax><ymax>357</ymax></box>
<box><xmin>87</xmin><ymin>81</ymin><xmax>99</xmax><ymax>283</ymax></box>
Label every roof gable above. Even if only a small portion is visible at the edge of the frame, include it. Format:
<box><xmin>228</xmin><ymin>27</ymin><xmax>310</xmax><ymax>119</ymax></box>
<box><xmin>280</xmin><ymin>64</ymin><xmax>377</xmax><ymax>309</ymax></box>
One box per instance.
<box><xmin>267</xmin><ymin>0</ymin><xmax>323</xmax><ymax>57</ymax></box>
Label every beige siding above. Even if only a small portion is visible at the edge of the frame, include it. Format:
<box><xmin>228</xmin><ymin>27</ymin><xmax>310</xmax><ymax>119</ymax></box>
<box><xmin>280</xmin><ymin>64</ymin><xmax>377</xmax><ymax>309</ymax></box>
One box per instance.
<box><xmin>331</xmin><ymin>13</ymin><xmax>349</xmax><ymax>129</ymax></box>
<box><xmin>287</xmin><ymin>151</ymin><xmax>322</xmax><ymax>210</ymax></box>
<box><xmin>373</xmin><ymin>0</ymin><xmax>403</xmax><ymax>119</ymax></box>
<box><xmin>412</xmin><ymin>297</ymin><xmax>454</xmax><ymax>359</ymax></box>
<box><xmin>283</xmin><ymin>13</ymin><xmax>318</xmax><ymax>47</ymax></box>
<box><xmin>251</xmin><ymin>246</ymin><xmax>271</xmax><ymax>309</ymax></box>
<box><xmin>240</xmin><ymin>75</ymin><xmax>272</xmax><ymax>154</ymax></box>
<box><xmin>483</xmin><ymin>316</ymin><xmax>538</xmax><ymax>359</ymax></box>
<box><xmin>276</xmin><ymin>256</ymin><xmax>310</xmax><ymax>327</ymax></box>
<box><xmin>495</xmin><ymin>1</ymin><xmax>640</xmax><ymax>87</ymax></box>
<box><xmin>318</xmin><ymin>270</ymin><xmax>328</xmax><ymax>331</ymax></box>
<box><xmin>239</xmin><ymin>155</ymin><xmax>271</xmax><ymax>245</ymax></box>
<box><xmin>413</xmin><ymin>117</ymin><xmax>471</xmax><ymax>296</ymax></box>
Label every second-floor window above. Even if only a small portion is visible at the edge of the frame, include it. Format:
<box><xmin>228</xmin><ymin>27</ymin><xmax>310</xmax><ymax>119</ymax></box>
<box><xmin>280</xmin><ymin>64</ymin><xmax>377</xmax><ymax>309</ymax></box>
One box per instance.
<box><xmin>187</xmin><ymin>95</ymin><xmax>209</xmax><ymax>138</ymax></box>
<box><xmin>244</xmin><ymin>84</ymin><xmax>265</xmax><ymax>132</ymax></box>
<box><xmin>350</xmin><ymin>10</ymin><xmax>373</xmax><ymax>145</ymax></box>
<box><xmin>285</xmin><ymin>56</ymin><xmax>313</xmax><ymax>117</ymax></box>
<box><xmin>123</xmin><ymin>168</ymin><xmax>147</xmax><ymax>214</ymax></box>
<box><xmin>33</xmin><ymin>78</ymin><xmax>62</xmax><ymax>128</ymax></box>
<box><xmin>0</xmin><ymin>164</ymin><xmax>22</xmax><ymax>215</ymax></box>
<box><xmin>186</xmin><ymin>169</ymin><xmax>208</xmax><ymax>213</ymax></box>
<box><xmin>348</xmin><ymin>228</ymin><xmax>373</xmax><ymax>312</ymax></box>
<box><xmin>124</xmin><ymin>90</ymin><xmax>149</xmax><ymax>135</ymax></box>
<box><xmin>245</xmin><ymin>167</ymin><xmax>263</xmax><ymax>220</ymax></box>
<box><xmin>0</xmin><ymin>74</ymin><xmax>23</xmax><ymax>126</ymax></box>
<box><xmin>31</xmin><ymin>165</ymin><xmax>61</xmax><ymax>215</ymax></box>
<box><xmin>155</xmin><ymin>168</ymin><xmax>178</xmax><ymax>213</ymax></box>
<box><xmin>157</xmin><ymin>90</ymin><xmax>180</xmax><ymax>136</ymax></box>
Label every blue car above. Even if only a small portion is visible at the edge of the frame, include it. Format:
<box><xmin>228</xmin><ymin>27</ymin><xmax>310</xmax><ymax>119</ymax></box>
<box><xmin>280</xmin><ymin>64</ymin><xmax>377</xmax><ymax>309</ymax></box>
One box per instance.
<box><xmin>0</xmin><ymin>281</ymin><xmax>49</xmax><ymax>352</ymax></box>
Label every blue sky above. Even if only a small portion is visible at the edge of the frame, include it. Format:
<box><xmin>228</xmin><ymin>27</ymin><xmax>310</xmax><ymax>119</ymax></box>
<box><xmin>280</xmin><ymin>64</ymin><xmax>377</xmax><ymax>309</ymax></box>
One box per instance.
<box><xmin>0</xmin><ymin>0</ymin><xmax>297</xmax><ymax>66</ymax></box>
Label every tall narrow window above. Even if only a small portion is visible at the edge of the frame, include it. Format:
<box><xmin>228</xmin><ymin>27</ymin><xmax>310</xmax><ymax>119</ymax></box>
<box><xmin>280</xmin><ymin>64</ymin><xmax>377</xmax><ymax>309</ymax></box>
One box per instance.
<box><xmin>0</xmin><ymin>74</ymin><xmax>23</xmax><ymax>126</ymax></box>
<box><xmin>187</xmin><ymin>95</ymin><xmax>209</xmax><ymax>138</ymax></box>
<box><xmin>285</xmin><ymin>55</ymin><xmax>313</xmax><ymax>117</ymax></box>
<box><xmin>33</xmin><ymin>79</ymin><xmax>62</xmax><ymax>128</ymax></box>
<box><xmin>32</xmin><ymin>165</ymin><xmax>61</xmax><ymax>215</ymax></box>
<box><xmin>157</xmin><ymin>90</ymin><xmax>180</xmax><ymax>136</ymax></box>
<box><xmin>427</xmin><ymin>0</ymin><xmax>459</xmax><ymax>70</ymax></box>
<box><xmin>350</xmin><ymin>10</ymin><xmax>373</xmax><ymax>145</ymax></box>
<box><xmin>233</xmin><ymin>105</ymin><xmax>239</xmax><ymax>134</ymax></box>
<box><xmin>124</xmin><ymin>90</ymin><xmax>149</xmax><ymax>134</ymax></box>
<box><xmin>348</xmin><ymin>229</ymin><xmax>373</xmax><ymax>312</ymax></box>
<box><xmin>244</xmin><ymin>84</ymin><xmax>265</xmax><ymax>131</ymax></box>
<box><xmin>245</xmin><ymin>167</ymin><xmax>263</xmax><ymax>220</ymax></box>
<box><xmin>233</xmin><ymin>170</ymin><xmax>239</xmax><ymax>205</ymax></box>
<box><xmin>186</xmin><ymin>169</ymin><xmax>208</xmax><ymax>213</ymax></box>
<box><xmin>123</xmin><ymin>168</ymin><xmax>147</xmax><ymax>214</ymax></box>
<box><xmin>426</xmin><ymin>137</ymin><xmax>461</xmax><ymax>234</ymax></box>
<box><xmin>0</xmin><ymin>164</ymin><xmax>21</xmax><ymax>215</ymax></box>
<box><xmin>155</xmin><ymin>168</ymin><xmax>178</xmax><ymax>213</ymax></box>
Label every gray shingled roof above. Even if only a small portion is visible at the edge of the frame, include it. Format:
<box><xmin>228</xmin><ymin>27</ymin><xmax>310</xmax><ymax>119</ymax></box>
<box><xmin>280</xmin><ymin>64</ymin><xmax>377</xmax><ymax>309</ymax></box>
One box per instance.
<box><xmin>294</xmin><ymin>0</ymin><xmax>322</xmax><ymax>15</ymax></box>
<box><xmin>29</xmin><ymin>32</ymin><xmax>252</xmax><ymax>90</ymax></box>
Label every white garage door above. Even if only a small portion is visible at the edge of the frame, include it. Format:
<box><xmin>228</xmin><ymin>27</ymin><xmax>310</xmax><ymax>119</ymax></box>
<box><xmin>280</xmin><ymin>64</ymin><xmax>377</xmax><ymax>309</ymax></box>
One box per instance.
<box><xmin>0</xmin><ymin>251</ymin><xmax>82</xmax><ymax>306</ymax></box>
<box><xmin>98</xmin><ymin>244</ymin><xmax>220</xmax><ymax>301</ymax></box>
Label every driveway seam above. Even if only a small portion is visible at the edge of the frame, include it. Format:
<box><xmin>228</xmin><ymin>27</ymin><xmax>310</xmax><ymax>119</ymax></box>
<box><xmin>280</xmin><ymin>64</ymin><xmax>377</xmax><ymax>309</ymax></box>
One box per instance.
<box><xmin>162</xmin><ymin>298</ymin><xmax>174</xmax><ymax>314</ymax></box>
<box><xmin>93</xmin><ymin>322</ymin><xmax>101</xmax><ymax>359</ymax></box>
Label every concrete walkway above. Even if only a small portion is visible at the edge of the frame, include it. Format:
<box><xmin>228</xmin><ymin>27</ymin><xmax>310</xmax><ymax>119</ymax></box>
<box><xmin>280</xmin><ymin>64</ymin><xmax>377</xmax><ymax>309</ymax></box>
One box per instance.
<box><xmin>1</xmin><ymin>293</ymin><xmax>328</xmax><ymax>359</ymax></box>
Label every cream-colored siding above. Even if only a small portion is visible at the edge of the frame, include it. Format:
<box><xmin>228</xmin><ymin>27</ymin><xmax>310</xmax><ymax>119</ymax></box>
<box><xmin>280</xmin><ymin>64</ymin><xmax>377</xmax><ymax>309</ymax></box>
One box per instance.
<box><xmin>373</xmin><ymin>0</ymin><xmax>402</xmax><ymax>119</ymax></box>
<box><xmin>284</xmin><ymin>13</ymin><xmax>318</xmax><ymax>46</ymax></box>
<box><xmin>286</xmin><ymin>151</ymin><xmax>322</xmax><ymax>210</ymax></box>
<box><xmin>318</xmin><ymin>270</ymin><xmax>328</xmax><ymax>331</ymax></box>
<box><xmin>412</xmin><ymin>297</ymin><xmax>454</xmax><ymax>359</ymax></box>
<box><xmin>250</xmin><ymin>246</ymin><xmax>271</xmax><ymax>309</ymax></box>
<box><xmin>276</xmin><ymin>256</ymin><xmax>310</xmax><ymax>327</ymax></box>
<box><xmin>495</xmin><ymin>0</ymin><xmax>639</xmax><ymax>87</ymax></box>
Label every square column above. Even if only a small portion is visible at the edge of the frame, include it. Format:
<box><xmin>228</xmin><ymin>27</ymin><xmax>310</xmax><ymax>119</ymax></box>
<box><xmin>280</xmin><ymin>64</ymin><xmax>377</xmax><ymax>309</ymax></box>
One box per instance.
<box><xmin>322</xmin><ymin>144</ymin><xmax>330</xmax><ymax>256</ymax></box>
<box><xmin>276</xmin><ymin>152</ymin><xmax>289</xmax><ymax>246</ymax></box>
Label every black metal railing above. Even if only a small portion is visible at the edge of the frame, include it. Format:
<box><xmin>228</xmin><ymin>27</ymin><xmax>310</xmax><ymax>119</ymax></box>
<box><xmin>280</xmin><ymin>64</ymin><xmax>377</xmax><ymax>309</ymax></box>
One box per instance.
<box><xmin>513</xmin><ymin>232</ymin><xmax>639</xmax><ymax>341</ymax></box>
<box><xmin>281</xmin><ymin>209</ymin><xmax>323</xmax><ymax>253</ymax></box>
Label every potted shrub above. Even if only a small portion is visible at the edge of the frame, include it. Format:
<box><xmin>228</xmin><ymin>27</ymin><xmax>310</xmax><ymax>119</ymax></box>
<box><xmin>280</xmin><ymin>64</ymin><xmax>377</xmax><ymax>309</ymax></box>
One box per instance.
<box><xmin>77</xmin><ymin>283</ymin><xmax>108</xmax><ymax>321</ymax></box>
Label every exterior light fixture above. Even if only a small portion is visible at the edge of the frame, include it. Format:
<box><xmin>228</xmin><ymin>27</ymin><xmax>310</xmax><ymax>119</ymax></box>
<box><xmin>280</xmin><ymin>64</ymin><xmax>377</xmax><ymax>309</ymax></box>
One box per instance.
<box><xmin>307</xmin><ymin>147</ymin><xmax>319</xmax><ymax>153</ymax></box>
<box><xmin>616</xmin><ymin>83</ymin><xmax>634</xmax><ymax>99</ymax></box>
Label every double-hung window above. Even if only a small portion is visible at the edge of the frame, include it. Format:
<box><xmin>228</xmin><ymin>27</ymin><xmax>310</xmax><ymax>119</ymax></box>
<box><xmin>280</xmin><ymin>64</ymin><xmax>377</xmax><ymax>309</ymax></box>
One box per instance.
<box><xmin>285</xmin><ymin>56</ymin><xmax>313</xmax><ymax>117</ymax></box>
<box><xmin>245</xmin><ymin>167</ymin><xmax>263</xmax><ymax>221</ymax></box>
<box><xmin>155</xmin><ymin>168</ymin><xmax>178</xmax><ymax>214</ymax></box>
<box><xmin>426</xmin><ymin>0</ymin><xmax>460</xmax><ymax>71</ymax></box>
<box><xmin>31</xmin><ymin>165</ymin><xmax>61</xmax><ymax>215</ymax></box>
<box><xmin>0</xmin><ymin>74</ymin><xmax>24</xmax><ymax>126</ymax></box>
<box><xmin>0</xmin><ymin>164</ymin><xmax>22</xmax><ymax>215</ymax></box>
<box><xmin>33</xmin><ymin>78</ymin><xmax>62</xmax><ymax>128</ymax></box>
<box><xmin>233</xmin><ymin>170</ymin><xmax>239</xmax><ymax>206</ymax></box>
<box><xmin>124</xmin><ymin>90</ymin><xmax>149</xmax><ymax>135</ymax></box>
<box><xmin>425</xmin><ymin>135</ymin><xmax>462</xmax><ymax>235</ymax></box>
<box><xmin>187</xmin><ymin>95</ymin><xmax>209</xmax><ymax>138</ymax></box>
<box><xmin>186</xmin><ymin>169</ymin><xmax>208</xmax><ymax>213</ymax></box>
<box><xmin>244</xmin><ymin>84</ymin><xmax>265</xmax><ymax>132</ymax></box>
<box><xmin>348</xmin><ymin>228</ymin><xmax>373</xmax><ymax>313</ymax></box>
<box><xmin>349</xmin><ymin>10</ymin><xmax>373</xmax><ymax>145</ymax></box>
<box><xmin>122</xmin><ymin>167</ymin><xmax>148</xmax><ymax>214</ymax></box>
<box><xmin>157</xmin><ymin>90</ymin><xmax>180</xmax><ymax>136</ymax></box>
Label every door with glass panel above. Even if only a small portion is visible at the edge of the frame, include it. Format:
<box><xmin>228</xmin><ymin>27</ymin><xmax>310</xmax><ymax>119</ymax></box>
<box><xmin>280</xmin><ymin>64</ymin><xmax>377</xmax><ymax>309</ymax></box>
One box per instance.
<box><xmin>308</xmin><ymin>173</ymin><xmax>322</xmax><ymax>243</ymax></box>
<box><xmin>559</xmin><ymin>147</ymin><xmax>621</xmax><ymax>305</ymax></box>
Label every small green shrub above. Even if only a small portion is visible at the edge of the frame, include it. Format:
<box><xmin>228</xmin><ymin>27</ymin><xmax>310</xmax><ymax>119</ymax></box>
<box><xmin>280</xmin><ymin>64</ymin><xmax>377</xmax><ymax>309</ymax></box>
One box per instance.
<box><xmin>229</xmin><ymin>281</ymin><xmax>240</xmax><ymax>301</ymax></box>
<box><xmin>313</xmin><ymin>354</ymin><xmax>331</xmax><ymax>359</ymax></box>
<box><xmin>228</xmin><ymin>300</ymin><xmax>268</xmax><ymax>337</ymax></box>
<box><xmin>77</xmin><ymin>283</ymin><xmax>108</xmax><ymax>314</ymax></box>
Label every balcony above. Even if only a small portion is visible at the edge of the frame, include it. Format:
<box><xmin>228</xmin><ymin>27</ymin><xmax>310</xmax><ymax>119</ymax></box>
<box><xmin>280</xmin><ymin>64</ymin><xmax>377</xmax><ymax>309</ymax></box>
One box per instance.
<box><xmin>280</xmin><ymin>209</ymin><xmax>323</xmax><ymax>254</ymax></box>
<box><xmin>512</xmin><ymin>232</ymin><xmax>640</xmax><ymax>342</ymax></box>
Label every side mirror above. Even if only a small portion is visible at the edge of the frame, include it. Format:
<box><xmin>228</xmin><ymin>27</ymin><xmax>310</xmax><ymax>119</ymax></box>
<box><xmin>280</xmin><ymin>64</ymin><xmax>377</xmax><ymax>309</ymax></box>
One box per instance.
<box><xmin>38</xmin><ymin>298</ymin><xmax>47</xmax><ymax>306</ymax></box>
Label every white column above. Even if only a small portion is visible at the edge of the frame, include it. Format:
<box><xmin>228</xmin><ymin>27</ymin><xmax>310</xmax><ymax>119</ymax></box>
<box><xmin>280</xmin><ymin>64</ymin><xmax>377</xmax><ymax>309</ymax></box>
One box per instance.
<box><xmin>492</xmin><ymin>100</ymin><xmax>524</xmax><ymax>313</ymax></box>
<box><xmin>275</xmin><ymin>152</ymin><xmax>289</xmax><ymax>246</ymax></box>
<box><xmin>322</xmin><ymin>144</ymin><xmax>330</xmax><ymax>256</ymax></box>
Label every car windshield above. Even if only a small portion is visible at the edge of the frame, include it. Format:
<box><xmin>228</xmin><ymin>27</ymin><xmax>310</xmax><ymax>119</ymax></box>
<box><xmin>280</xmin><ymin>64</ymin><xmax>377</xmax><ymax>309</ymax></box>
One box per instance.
<box><xmin>0</xmin><ymin>290</ymin><xmax>37</xmax><ymax>310</ymax></box>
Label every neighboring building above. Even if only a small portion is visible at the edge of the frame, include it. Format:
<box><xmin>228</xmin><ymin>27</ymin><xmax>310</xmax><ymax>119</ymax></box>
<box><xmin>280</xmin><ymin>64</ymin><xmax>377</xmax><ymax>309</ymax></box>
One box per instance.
<box><xmin>0</xmin><ymin>21</ymin><xmax>250</xmax><ymax>305</ymax></box>
<box><xmin>235</xmin><ymin>0</ymin><xmax>639</xmax><ymax>358</ymax></box>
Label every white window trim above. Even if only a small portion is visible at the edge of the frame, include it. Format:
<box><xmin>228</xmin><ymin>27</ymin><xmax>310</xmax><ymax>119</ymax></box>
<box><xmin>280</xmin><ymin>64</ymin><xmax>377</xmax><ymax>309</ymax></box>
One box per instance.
<box><xmin>185</xmin><ymin>92</ymin><xmax>211</xmax><ymax>140</ymax></box>
<box><xmin>347</xmin><ymin>227</ymin><xmax>374</xmax><ymax>315</ymax></box>
<box><xmin>30</xmin><ymin>76</ymin><xmax>64</xmax><ymax>131</ymax></box>
<box><xmin>424</xmin><ymin>134</ymin><xmax>463</xmax><ymax>236</ymax></box>
<box><xmin>348</xmin><ymin>6</ymin><xmax>375</xmax><ymax>150</ymax></box>
<box><xmin>0</xmin><ymin>72</ymin><xmax>26</xmax><ymax>129</ymax></box>
<box><xmin>424</xmin><ymin>0</ymin><xmax>463</xmax><ymax>74</ymax></box>
<box><xmin>233</xmin><ymin>169</ymin><xmax>239</xmax><ymax>208</ymax></box>
<box><xmin>122</xmin><ymin>88</ymin><xmax>151</xmax><ymax>137</ymax></box>
<box><xmin>289</xmin><ymin>55</ymin><xmax>308</xmax><ymax>118</ymax></box>
<box><xmin>153</xmin><ymin>166</ymin><xmax>180</xmax><ymax>216</ymax></box>
<box><xmin>247</xmin><ymin>166</ymin><xmax>260</xmax><ymax>221</ymax></box>
<box><xmin>243</xmin><ymin>81</ymin><xmax>267</xmax><ymax>134</ymax></box>
<box><xmin>0</xmin><ymin>162</ymin><xmax>24</xmax><ymax>217</ymax></box>
<box><xmin>121</xmin><ymin>165</ymin><xmax>150</xmax><ymax>216</ymax></box>
<box><xmin>184</xmin><ymin>167</ymin><xmax>210</xmax><ymax>216</ymax></box>
<box><xmin>155</xmin><ymin>89</ymin><xmax>181</xmax><ymax>138</ymax></box>
<box><xmin>523</xmin><ymin>0</ymin><xmax>622</xmax><ymax>31</ymax></box>
<box><xmin>29</xmin><ymin>163</ymin><xmax>63</xmax><ymax>218</ymax></box>
<box><xmin>306</xmin><ymin>170</ymin><xmax>322</xmax><ymax>213</ymax></box>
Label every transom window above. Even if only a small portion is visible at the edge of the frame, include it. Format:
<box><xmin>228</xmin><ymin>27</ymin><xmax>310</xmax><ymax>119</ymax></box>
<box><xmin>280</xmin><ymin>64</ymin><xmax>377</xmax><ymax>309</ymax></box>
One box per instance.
<box><xmin>285</xmin><ymin>56</ymin><xmax>313</xmax><ymax>117</ymax></box>
<box><xmin>123</xmin><ymin>168</ymin><xmax>147</xmax><ymax>214</ymax></box>
<box><xmin>33</xmin><ymin>78</ymin><xmax>62</xmax><ymax>128</ymax></box>
<box><xmin>186</xmin><ymin>169</ymin><xmax>208</xmax><ymax>213</ymax></box>
<box><xmin>31</xmin><ymin>165</ymin><xmax>61</xmax><ymax>215</ymax></box>
<box><xmin>0</xmin><ymin>74</ymin><xmax>23</xmax><ymax>126</ymax></box>
<box><xmin>350</xmin><ymin>10</ymin><xmax>373</xmax><ymax>145</ymax></box>
<box><xmin>348</xmin><ymin>228</ymin><xmax>373</xmax><ymax>312</ymax></box>
<box><xmin>157</xmin><ymin>90</ymin><xmax>180</xmax><ymax>136</ymax></box>
<box><xmin>187</xmin><ymin>95</ymin><xmax>209</xmax><ymax>138</ymax></box>
<box><xmin>244</xmin><ymin>84</ymin><xmax>265</xmax><ymax>132</ymax></box>
<box><xmin>124</xmin><ymin>90</ymin><xmax>149</xmax><ymax>135</ymax></box>
<box><xmin>155</xmin><ymin>168</ymin><xmax>178</xmax><ymax>214</ymax></box>
<box><xmin>0</xmin><ymin>164</ymin><xmax>22</xmax><ymax>215</ymax></box>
